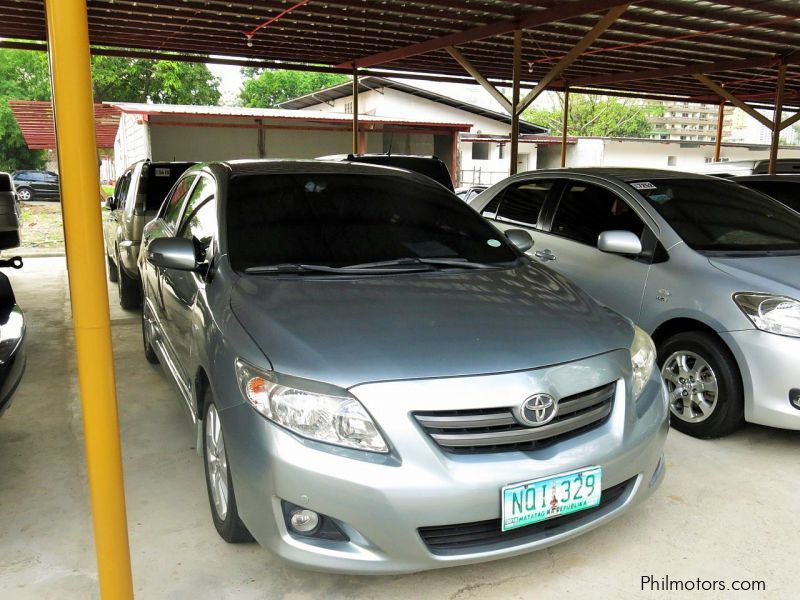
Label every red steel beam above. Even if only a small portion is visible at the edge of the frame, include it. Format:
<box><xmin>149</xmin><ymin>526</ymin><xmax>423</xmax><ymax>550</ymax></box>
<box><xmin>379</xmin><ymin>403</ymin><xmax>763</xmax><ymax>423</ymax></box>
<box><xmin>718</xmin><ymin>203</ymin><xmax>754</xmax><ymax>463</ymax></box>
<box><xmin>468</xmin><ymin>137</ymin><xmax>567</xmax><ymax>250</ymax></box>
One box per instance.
<box><xmin>335</xmin><ymin>0</ymin><xmax>637</xmax><ymax>68</ymax></box>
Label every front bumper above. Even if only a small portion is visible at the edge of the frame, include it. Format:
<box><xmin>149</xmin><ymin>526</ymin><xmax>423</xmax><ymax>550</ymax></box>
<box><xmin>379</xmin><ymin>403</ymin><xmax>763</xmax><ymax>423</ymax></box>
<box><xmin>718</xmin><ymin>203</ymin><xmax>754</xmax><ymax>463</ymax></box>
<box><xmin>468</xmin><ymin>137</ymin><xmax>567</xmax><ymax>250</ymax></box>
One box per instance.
<box><xmin>0</xmin><ymin>306</ymin><xmax>26</xmax><ymax>417</ymax></box>
<box><xmin>722</xmin><ymin>329</ymin><xmax>800</xmax><ymax>430</ymax></box>
<box><xmin>118</xmin><ymin>240</ymin><xmax>141</xmax><ymax>278</ymax></box>
<box><xmin>221</xmin><ymin>350</ymin><xmax>668</xmax><ymax>574</ymax></box>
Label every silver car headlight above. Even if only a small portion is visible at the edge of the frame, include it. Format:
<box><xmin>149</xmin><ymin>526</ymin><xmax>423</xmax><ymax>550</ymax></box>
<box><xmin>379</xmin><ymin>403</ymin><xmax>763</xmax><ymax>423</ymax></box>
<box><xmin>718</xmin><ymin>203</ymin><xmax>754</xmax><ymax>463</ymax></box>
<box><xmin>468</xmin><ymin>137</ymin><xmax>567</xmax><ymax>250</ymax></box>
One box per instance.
<box><xmin>235</xmin><ymin>360</ymin><xmax>388</xmax><ymax>453</ymax></box>
<box><xmin>734</xmin><ymin>293</ymin><xmax>800</xmax><ymax>338</ymax></box>
<box><xmin>630</xmin><ymin>326</ymin><xmax>657</xmax><ymax>401</ymax></box>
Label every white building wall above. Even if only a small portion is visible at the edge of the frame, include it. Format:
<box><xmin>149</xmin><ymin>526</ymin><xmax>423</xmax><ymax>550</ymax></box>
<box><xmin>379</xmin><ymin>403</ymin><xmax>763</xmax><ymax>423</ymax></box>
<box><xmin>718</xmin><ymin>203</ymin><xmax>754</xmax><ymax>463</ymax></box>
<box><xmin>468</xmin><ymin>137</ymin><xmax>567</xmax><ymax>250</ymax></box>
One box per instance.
<box><xmin>113</xmin><ymin>113</ymin><xmax>150</xmax><ymax>176</ymax></box>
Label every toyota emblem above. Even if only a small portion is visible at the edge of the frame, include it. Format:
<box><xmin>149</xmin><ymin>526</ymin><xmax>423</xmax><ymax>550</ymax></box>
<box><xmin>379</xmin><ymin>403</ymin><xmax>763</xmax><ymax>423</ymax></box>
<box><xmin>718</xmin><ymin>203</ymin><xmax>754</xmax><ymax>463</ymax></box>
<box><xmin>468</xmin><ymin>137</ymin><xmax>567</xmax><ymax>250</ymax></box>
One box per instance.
<box><xmin>517</xmin><ymin>394</ymin><xmax>558</xmax><ymax>427</ymax></box>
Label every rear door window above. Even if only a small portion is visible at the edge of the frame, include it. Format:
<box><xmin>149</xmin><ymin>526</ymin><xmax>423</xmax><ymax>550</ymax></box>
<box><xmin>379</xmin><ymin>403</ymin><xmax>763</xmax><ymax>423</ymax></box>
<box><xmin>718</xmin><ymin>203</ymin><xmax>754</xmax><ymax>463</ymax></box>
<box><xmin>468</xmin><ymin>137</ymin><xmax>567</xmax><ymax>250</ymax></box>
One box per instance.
<box><xmin>161</xmin><ymin>175</ymin><xmax>197</xmax><ymax>230</ymax></box>
<box><xmin>494</xmin><ymin>180</ymin><xmax>557</xmax><ymax>229</ymax></box>
<box><xmin>551</xmin><ymin>181</ymin><xmax>645</xmax><ymax>246</ymax></box>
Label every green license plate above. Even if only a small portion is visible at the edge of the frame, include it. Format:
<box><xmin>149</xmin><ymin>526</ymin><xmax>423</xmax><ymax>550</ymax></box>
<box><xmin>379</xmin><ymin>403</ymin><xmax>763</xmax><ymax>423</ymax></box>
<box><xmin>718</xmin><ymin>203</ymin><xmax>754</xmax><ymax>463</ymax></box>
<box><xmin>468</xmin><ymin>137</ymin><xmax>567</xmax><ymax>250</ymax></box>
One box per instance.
<box><xmin>501</xmin><ymin>466</ymin><xmax>602</xmax><ymax>532</ymax></box>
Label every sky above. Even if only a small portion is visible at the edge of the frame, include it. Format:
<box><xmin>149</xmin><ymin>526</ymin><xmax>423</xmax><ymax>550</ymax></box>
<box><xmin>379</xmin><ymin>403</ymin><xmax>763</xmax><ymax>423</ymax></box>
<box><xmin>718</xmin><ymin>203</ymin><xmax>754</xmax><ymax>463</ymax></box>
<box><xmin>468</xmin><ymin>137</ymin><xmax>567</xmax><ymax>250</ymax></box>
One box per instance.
<box><xmin>208</xmin><ymin>63</ymin><xmax>245</xmax><ymax>105</ymax></box>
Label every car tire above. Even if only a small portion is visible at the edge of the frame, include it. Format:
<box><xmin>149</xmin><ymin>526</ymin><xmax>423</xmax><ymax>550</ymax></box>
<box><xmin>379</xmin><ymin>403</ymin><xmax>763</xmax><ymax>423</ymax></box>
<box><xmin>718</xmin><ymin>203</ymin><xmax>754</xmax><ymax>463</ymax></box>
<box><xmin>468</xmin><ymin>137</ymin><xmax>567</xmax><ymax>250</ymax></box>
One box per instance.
<box><xmin>116</xmin><ymin>250</ymin><xmax>141</xmax><ymax>309</ymax></box>
<box><xmin>202</xmin><ymin>397</ymin><xmax>254</xmax><ymax>544</ymax></box>
<box><xmin>141</xmin><ymin>306</ymin><xmax>159</xmax><ymax>365</ymax></box>
<box><xmin>16</xmin><ymin>187</ymin><xmax>33</xmax><ymax>201</ymax></box>
<box><xmin>0</xmin><ymin>231</ymin><xmax>20</xmax><ymax>250</ymax></box>
<box><xmin>658</xmin><ymin>331</ymin><xmax>744</xmax><ymax>438</ymax></box>
<box><xmin>106</xmin><ymin>253</ymin><xmax>119</xmax><ymax>283</ymax></box>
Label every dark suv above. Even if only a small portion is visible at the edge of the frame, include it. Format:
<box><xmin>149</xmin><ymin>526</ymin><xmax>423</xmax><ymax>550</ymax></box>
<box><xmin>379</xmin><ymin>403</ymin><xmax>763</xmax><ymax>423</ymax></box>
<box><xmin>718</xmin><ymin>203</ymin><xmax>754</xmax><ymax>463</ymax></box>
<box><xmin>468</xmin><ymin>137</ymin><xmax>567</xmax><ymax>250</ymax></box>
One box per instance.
<box><xmin>11</xmin><ymin>170</ymin><xmax>60</xmax><ymax>201</ymax></box>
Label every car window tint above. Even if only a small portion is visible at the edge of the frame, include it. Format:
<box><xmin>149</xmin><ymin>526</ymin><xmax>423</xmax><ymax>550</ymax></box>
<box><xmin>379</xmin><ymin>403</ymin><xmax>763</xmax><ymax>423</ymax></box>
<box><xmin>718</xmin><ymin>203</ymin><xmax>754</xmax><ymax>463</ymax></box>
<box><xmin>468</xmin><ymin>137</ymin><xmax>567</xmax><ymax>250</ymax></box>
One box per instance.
<box><xmin>632</xmin><ymin>178</ymin><xmax>800</xmax><ymax>252</ymax></box>
<box><xmin>552</xmin><ymin>182</ymin><xmax>645</xmax><ymax>246</ymax></box>
<box><xmin>495</xmin><ymin>180</ymin><xmax>555</xmax><ymax>228</ymax></box>
<box><xmin>0</xmin><ymin>174</ymin><xmax>11</xmax><ymax>193</ymax></box>
<box><xmin>114</xmin><ymin>173</ymin><xmax>131</xmax><ymax>204</ymax></box>
<box><xmin>227</xmin><ymin>173</ymin><xmax>519</xmax><ymax>271</ymax></box>
<box><xmin>162</xmin><ymin>175</ymin><xmax>196</xmax><ymax>228</ymax></box>
<box><xmin>179</xmin><ymin>177</ymin><xmax>215</xmax><ymax>240</ymax></box>
<box><xmin>181</xmin><ymin>198</ymin><xmax>217</xmax><ymax>260</ymax></box>
<box><xmin>739</xmin><ymin>180</ymin><xmax>800</xmax><ymax>213</ymax></box>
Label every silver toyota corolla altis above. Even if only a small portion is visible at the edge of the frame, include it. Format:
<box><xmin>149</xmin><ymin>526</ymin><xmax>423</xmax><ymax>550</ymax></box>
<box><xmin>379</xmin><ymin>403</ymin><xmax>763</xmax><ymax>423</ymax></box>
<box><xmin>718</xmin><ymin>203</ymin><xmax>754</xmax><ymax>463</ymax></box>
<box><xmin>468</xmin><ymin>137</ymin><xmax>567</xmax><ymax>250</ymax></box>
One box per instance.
<box><xmin>139</xmin><ymin>160</ymin><xmax>668</xmax><ymax>574</ymax></box>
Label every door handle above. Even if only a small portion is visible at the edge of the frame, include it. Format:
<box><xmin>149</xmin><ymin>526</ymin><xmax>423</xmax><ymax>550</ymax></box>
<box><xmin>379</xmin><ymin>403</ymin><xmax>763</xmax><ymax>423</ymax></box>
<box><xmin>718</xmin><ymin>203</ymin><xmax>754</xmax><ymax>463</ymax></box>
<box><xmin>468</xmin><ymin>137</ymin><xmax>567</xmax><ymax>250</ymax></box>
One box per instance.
<box><xmin>534</xmin><ymin>249</ymin><xmax>556</xmax><ymax>261</ymax></box>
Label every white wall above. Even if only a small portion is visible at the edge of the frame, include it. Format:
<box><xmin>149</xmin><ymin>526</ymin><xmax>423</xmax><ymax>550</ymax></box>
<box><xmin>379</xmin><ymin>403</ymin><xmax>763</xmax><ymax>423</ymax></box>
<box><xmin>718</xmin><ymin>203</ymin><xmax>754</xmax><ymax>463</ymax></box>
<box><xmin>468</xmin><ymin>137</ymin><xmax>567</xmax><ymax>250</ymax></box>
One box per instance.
<box><xmin>113</xmin><ymin>113</ymin><xmax>150</xmax><ymax>176</ymax></box>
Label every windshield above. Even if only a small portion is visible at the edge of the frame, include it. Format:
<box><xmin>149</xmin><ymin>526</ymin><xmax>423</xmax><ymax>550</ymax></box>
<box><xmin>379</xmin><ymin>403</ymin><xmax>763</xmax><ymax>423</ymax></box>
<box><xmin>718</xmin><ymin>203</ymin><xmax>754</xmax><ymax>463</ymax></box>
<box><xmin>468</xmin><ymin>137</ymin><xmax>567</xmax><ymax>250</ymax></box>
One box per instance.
<box><xmin>736</xmin><ymin>180</ymin><xmax>800</xmax><ymax>213</ymax></box>
<box><xmin>227</xmin><ymin>173</ymin><xmax>518</xmax><ymax>272</ymax></box>
<box><xmin>629</xmin><ymin>178</ymin><xmax>800</xmax><ymax>252</ymax></box>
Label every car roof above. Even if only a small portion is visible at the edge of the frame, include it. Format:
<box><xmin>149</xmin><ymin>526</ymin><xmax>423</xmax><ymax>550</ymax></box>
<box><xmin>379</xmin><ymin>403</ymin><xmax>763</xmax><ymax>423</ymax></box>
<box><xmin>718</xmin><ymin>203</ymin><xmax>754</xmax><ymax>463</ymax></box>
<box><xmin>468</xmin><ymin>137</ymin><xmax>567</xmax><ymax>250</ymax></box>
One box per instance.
<box><xmin>730</xmin><ymin>174</ymin><xmax>800</xmax><ymax>181</ymax></box>
<box><xmin>204</xmin><ymin>158</ymin><xmax>449</xmax><ymax>189</ymax></box>
<box><xmin>518</xmin><ymin>167</ymin><xmax>713</xmax><ymax>183</ymax></box>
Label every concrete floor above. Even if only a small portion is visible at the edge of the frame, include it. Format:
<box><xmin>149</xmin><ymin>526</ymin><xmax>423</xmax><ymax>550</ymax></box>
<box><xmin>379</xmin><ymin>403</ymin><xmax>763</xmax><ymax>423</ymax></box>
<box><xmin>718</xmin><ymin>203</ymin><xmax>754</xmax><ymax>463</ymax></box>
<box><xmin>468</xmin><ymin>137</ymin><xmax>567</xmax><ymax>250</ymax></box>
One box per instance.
<box><xmin>1</xmin><ymin>256</ymin><xmax>798</xmax><ymax>599</ymax></box>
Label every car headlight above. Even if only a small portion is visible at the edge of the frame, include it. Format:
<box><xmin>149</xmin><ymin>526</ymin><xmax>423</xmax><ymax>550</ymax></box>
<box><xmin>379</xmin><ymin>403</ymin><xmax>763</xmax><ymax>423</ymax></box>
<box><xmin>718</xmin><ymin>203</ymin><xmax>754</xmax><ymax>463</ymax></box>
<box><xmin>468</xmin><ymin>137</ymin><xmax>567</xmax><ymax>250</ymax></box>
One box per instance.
<box><xmin>630</xmin><ymin>325</ymin><xmax>657</xmax><ymax>400</ymax></box>
<box><xmin>734</xmin><ymin>293</ymin><xmax>800</xmax><ymax>338</ymax></box>
<box><xmin>235</xmin><ymin>360</ymin><xmax>388</xmax><ymax>453</ymax></box>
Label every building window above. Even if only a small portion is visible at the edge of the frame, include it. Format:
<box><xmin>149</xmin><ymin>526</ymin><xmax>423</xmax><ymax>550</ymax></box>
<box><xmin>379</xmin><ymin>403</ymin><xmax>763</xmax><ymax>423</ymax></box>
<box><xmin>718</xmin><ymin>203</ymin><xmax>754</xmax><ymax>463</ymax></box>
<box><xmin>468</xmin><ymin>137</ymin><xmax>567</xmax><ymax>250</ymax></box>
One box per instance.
<box><xmin>472</xmin><ymin>142</ymin><xmax>490</xmax><ymax>160</ymax></box>
<box><xmin>667</xmin><ymin>156</ymin><xmax>678</xmax><ymax>166</ymax></box>
<box><xmin>498</xmin><ymin>144</ymin><xmax>505</xmax><ymax>159</ymax></box>
<box><xmin>344</xmin><ymin>101</ymin><xmax>353</xmax><ymax>114</ymax></box>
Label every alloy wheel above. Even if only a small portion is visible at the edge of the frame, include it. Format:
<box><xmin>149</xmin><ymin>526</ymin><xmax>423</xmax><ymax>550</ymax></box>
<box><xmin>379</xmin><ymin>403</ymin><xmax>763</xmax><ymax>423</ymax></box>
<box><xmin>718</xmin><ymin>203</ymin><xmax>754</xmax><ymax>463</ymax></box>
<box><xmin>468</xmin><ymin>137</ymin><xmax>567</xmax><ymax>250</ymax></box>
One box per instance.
<box><xmin>18</xmin><ymin>188</ymin><xmax>31</xmax><ymax>201</ymax></box>
<box><xmin>205</xmin><ymin>404</ymin><xmax>229</xmax><ymax>520</ymax></box>
<box><xmin>662</xmin><ymin>350</ymin><xmax>719</xmax><ymax>423</ymax></box>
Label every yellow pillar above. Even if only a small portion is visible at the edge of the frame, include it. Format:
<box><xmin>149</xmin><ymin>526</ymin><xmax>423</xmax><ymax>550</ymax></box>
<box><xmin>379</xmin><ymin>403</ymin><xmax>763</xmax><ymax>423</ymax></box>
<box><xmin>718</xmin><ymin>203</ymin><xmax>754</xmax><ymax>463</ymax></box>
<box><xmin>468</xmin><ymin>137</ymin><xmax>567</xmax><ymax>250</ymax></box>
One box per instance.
<box><xmin>45</xmin><ymin>1</ymin><xmax>134</xmax><ymax>598</ymax></box>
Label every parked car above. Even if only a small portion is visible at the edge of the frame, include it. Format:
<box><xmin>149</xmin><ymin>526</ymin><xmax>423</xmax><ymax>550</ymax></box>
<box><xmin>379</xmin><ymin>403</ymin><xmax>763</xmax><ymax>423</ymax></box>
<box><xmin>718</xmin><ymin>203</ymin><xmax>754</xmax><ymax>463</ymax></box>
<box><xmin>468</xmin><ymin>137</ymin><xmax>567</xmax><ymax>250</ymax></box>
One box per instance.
<box><xmin>138</xmin><ymin>159</ymin><xmax>667</xmax><ymax>573</ymax></box>
<box><xmin>0</xmin><ymin>173</ymin><xmax>21</xmax><ymax>249</ymax></box>
<box><xmin>317</xmin><ymin>153</ymin><xmax>455</xmax><ymax>191</ymax></box>
<box><xmin>471</xmin><ymin>168</ymin><xmax>800</xmax><ymax>438</ymax></box>
<box><xmin>456</xmin><ymin>184</ymin><xmax>487</xmax><ymax>202</ymax></box>
<box><xmin>699</xmin><ymin>158</ymin><xmax>800</xmax><ymax>177</ymax></box>
<box><xmin>730</xmin><ymin>175</ymin><xmax>800</xmax><ymax>213</ymax></box>
<box><xmin>104</xmin><ymin>160</ymin><xmax>195</xmax><ymax>308</ymax></box>
<box><xmin>0</xmin><ymin>263</ymin><xmax>26</xmax><ymax>417</ymax></box>
<box><xmin>11</xmin><ymin>170</ymin><xmax>60</xmax><ymax>201</ymax></box>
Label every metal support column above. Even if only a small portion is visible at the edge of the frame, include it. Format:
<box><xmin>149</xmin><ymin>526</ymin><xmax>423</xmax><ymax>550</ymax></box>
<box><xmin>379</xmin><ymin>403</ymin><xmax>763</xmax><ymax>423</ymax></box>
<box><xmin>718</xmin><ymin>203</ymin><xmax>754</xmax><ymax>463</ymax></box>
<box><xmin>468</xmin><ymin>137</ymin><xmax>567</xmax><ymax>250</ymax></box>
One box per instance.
<box><xmin>352</xmin><ymin>65</ymin><xmax>359</xmax><ymax>154</ymax></box>
<box><xmin>509</xmin><ymin>30</ymin><xmax>522</xmax><ymax>176</ymax></box>
<box><xmin>713</xmin><ymin>102</ymin><xmax>724</xmax><ymax>162</ymax></box>
<box><xmin>768</xmin><ymin>62</ymin><xmax>787</xmax><ymax>175</ymax></box>
<box><xmin>44</xmin><ymin>0</ymin><xmax>134</xmax><ymax>598</ymax></box>
<box><xmin>560</xmin><ymin>86</ymin><xmax>570</xmax><ymax>168</ymax></box>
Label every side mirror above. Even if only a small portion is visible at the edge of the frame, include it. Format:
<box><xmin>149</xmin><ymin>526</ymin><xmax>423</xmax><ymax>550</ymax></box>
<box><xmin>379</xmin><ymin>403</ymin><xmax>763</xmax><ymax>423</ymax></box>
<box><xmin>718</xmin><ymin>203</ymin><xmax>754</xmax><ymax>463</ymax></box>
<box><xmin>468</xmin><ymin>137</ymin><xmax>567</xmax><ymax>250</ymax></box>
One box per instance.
<box><xmin>597</xmin><ymin>230</ymin><xmax>642</xmax><ymax>255</ymax></box>
<box><xmin>146</xmin><ymin>237</ymin><xmax>198</xmax><ymax>271</ymax></box>
<box><xmin>505</xmin><ymin>228</ymin><xmax>534</xmax><ymax>253</ymax></box>
<box><xmin>106</xmin><ymin>196</ymin><xmax>117</xmax><ymax>210</ymax></box>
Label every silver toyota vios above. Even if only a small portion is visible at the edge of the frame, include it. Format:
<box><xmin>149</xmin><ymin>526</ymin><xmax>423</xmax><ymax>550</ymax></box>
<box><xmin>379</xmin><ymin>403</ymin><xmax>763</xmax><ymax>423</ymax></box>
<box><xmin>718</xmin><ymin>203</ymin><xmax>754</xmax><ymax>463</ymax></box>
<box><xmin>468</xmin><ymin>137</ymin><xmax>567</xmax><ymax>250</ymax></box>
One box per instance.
<box><xmin>471</xmin><ymin>168</ymin><xmax>800</xmax><ymax>439</ymax></box>
<box><xmin>139</xmin><ymin>160</ymin><xmax>668</xmax><ymax>574</ymax></box>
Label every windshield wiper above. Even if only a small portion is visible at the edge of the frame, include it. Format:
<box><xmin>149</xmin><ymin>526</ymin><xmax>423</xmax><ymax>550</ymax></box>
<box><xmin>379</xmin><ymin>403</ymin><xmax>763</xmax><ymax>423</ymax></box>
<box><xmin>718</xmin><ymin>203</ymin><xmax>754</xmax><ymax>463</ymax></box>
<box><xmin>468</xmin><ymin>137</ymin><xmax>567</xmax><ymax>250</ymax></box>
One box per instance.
<box><xmin>244</xmin><ymin>262</ymin><xmax>433</xmax><ymax>275</ymax></box>
<box><xmin>343</xmin><ymin>257</ymin><xmax>494</xmax><ymax>270</ymax></box>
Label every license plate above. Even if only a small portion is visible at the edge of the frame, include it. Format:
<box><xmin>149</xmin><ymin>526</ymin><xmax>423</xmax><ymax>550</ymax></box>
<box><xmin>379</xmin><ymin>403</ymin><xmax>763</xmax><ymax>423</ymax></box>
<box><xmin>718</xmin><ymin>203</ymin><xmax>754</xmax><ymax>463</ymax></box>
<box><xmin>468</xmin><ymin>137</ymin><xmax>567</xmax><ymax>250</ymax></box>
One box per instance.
<box><xmin>501</xmin><ymin>466</ymin><xmax>602</xmax><ymax>532</ymax></box>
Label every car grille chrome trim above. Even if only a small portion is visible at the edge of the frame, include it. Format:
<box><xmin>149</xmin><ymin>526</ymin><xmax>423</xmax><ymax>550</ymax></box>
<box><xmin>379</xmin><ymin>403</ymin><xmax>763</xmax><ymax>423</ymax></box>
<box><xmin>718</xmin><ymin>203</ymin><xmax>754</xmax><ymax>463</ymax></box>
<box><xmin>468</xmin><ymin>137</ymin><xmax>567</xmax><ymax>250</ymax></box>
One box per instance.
<box><xmin>413</xmin><ymin>381</ymin><xmax>616</xmax><ymax>453</ymax></box>
<box><xmin>418</xmin><ymin>477</ymin><xmax>634</xmax><ymax>554</ymax></box>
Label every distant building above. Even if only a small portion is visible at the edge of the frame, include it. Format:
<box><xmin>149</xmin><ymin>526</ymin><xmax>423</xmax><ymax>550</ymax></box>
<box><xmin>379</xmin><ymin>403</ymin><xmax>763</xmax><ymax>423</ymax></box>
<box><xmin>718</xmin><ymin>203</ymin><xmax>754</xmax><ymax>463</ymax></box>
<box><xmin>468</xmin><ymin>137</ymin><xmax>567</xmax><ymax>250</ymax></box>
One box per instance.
<box><xmin>727</xmin><ymin>107</ymin><xmax>799</xmax><ymax>146</ymax></box>
<box><xmin>647</xmin><ymin>101</ymin><xmax>732</xmax><ymax>143</ymax></box>
<box><xmin>280</xmin><ymin>76</ymin><xmax>547</xmax><ymax>185</ymax></box>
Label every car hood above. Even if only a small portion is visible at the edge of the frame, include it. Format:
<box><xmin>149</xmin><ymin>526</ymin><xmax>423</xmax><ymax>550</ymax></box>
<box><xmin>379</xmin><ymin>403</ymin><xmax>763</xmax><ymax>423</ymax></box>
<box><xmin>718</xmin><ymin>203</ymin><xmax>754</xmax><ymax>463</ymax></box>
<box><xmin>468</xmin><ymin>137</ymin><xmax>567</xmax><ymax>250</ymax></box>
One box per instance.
<box><xmin>708</xmin><ymin>254</ymin><xmax>800</xmax><ymax>295</ymax></box>
<box><xmin>230</xmin><ymin>264</ymin><xmax>633</xmax><ymax>389</ymax></box>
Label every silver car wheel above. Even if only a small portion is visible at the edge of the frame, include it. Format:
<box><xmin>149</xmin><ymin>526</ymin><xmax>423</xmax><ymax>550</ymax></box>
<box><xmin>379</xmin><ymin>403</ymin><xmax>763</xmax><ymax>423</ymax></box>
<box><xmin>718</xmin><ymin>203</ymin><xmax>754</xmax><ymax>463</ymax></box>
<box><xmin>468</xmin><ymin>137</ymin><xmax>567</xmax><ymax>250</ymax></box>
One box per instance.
<box><xmin>662</xmin><ymin>351</ymin><xmax>719</xmax><ymax>423</ymax></box>
<box><xmin>205</xmin><ymin>404</ymin><xmax>229</xmax><ymax>520</ymax></box>
<box><xmin>18</xmin><ymin>188</ymin><xmax>32</xmax><ymax>201</ymax></box>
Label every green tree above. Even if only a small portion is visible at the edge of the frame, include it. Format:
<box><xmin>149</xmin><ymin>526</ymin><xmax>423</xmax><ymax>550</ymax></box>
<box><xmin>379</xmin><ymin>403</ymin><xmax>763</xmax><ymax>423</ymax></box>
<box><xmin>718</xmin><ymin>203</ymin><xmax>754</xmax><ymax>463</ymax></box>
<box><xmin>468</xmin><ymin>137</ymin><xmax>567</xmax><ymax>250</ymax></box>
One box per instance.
<box><xmin>239</xmin><ymin>68</ymin><xmax>349</xmax><ymax>107</ymax></box>
<box><xmin>91</xmin><ymin>56</ymin><xmax>221</xmax><ymax>104</ymax></box>
<box><xmin>0</xmin><ymin>49</ymin><xmax>51</xmax><ymax>171</ymax></box>
<box><xmin>523</xmin><ymin>93</ymin><xmax>658</xmax><ymax>138</ymax></box>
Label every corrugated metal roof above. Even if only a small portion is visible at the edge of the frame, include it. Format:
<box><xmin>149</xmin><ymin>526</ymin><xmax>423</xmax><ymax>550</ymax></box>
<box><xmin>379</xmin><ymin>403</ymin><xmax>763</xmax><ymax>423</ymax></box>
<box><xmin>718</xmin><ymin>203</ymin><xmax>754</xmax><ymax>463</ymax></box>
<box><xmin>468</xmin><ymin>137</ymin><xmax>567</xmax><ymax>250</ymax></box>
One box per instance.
<box><xmin>109</xmin><ymin>102</ymin><xmax>473</xmax><ymax>129</ymax></box>
<box><xmin>279</xmin><ymin>76</ymin><xmax>547</xmax><ymax>134</ymax></box>
<box><xmin>8</xmin><ymin>101</ymin><xmax>120</xmax><ymax>149</ymax></box>
<box><xmin>2</xmin><ymin>1</ymin><xmax>798</xmax><ymax>108</ymax></box>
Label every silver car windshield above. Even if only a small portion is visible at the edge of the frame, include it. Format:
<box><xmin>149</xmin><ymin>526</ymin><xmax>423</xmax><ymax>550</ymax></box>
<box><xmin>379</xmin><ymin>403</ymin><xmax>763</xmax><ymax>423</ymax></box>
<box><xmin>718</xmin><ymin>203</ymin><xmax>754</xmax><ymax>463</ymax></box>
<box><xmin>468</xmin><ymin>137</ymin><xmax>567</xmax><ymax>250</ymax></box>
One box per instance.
<box><xmin>630</xmin><ymin>178</ymin><xmax>800</xmax><ymax>253</ymax></box>
<box><xmin>227</xmin><ymin>173</ymin><xmax>519</xmax><ymax>272</ymax></box>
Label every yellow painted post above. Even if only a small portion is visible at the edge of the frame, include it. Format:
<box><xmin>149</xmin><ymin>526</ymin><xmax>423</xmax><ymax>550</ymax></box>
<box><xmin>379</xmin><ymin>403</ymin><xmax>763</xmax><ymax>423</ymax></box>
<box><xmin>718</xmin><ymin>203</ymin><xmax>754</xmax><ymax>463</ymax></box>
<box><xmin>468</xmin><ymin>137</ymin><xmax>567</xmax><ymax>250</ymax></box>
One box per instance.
<box><xmin>44</xmin><ymin>1</ymin><xmax>134</xmax><ymax>598</ymax></box>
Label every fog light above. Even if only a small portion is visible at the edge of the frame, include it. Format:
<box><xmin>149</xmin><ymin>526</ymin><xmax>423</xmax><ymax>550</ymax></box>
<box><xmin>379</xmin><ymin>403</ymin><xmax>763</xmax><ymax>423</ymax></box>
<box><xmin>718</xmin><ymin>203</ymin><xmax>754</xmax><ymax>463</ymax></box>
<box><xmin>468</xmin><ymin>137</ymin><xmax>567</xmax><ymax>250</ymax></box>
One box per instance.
<box><xmin>790</xmin><ymin>389</ymin><xmax>800</xmax><ymax>411</ymax></box>
<box><xmin>289</xmin><ymin>509</ymin><xmax>320</xmax><ymax>533</ymax></box>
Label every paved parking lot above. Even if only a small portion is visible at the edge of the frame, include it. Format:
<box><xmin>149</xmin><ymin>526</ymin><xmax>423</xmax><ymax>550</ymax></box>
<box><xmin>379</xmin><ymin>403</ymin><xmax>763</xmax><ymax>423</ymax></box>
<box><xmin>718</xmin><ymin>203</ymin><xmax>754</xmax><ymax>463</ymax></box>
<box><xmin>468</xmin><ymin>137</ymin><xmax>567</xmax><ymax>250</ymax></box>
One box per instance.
<box><xmin>0</xmin><ymin>256</ymin><xmax>797</xmax><ymax>599</ymax></box>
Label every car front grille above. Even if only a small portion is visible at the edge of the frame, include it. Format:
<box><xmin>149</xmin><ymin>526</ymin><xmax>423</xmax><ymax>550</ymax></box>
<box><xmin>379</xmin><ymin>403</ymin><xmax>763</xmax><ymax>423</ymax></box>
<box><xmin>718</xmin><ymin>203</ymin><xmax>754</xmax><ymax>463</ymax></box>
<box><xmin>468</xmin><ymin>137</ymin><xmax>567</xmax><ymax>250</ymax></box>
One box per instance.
<box><xmin>418</xmin><ymin>477</ymin><xmax>633</xmax><ymax>555</ymax></box>
<box><xmin>413</xmin><ymin>382</ymin><xmax>616</xmax><ymax>454</ymax></box>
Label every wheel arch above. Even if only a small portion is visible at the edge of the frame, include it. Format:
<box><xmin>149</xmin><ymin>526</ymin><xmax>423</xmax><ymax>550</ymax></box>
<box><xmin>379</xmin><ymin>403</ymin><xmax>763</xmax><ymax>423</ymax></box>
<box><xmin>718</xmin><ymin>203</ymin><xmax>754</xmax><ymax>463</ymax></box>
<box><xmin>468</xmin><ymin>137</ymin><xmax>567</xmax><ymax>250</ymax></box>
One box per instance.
<box><xmin>651</xmin><ymin>317</ymin><xmax>721</xmax><ymax>348</ymax></box>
